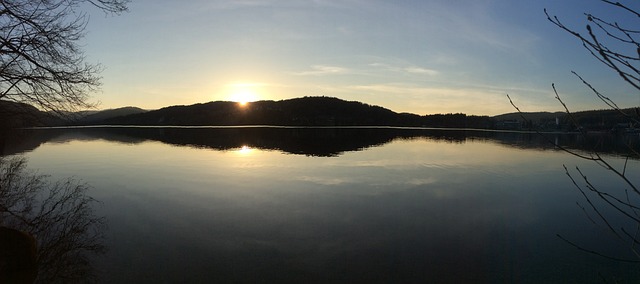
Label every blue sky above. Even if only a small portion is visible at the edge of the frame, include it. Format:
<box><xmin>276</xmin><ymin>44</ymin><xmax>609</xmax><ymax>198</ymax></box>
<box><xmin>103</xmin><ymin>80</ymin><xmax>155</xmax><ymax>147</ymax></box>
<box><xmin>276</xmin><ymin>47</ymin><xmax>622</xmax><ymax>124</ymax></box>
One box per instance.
<box><xmin>82</xmin><ymin>0</ymin><xmax>640</xmax><ymax>115</ymax></box>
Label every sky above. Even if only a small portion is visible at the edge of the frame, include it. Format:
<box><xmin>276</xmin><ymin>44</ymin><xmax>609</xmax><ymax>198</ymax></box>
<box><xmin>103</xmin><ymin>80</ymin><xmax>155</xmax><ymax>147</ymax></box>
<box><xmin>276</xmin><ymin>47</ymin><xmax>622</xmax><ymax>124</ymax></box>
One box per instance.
<box><xmin>81</xmin><ymin>0</ymin><xmax>640</xmax><ymax>115</ymax></box>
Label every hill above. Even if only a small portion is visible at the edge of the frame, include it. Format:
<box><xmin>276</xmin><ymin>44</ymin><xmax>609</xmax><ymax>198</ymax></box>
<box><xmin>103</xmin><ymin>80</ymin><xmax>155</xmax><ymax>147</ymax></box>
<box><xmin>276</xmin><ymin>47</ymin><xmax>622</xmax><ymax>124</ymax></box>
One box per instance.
<box><xmin>103</xmin><ymin>97</ymin><xmax>492</xmax><ymax>128</ymax></box>
<box><xmin>569</xmin><ymin>108</ymin><xmax>640</xmax><ymax>131</ymax></box>
<box><xmin>104</xmin><ymin>97</ymin><xmax>404</xmax><ymax>126</ymax></box>
<box><xmin>3</xmin><ymin>97</ymin><xmax>638</xmax><ymax>131</ymax></box>
<box><xmin>0</xmin><ymin>101</ymin><xmax>148</xmax><ymax>128</ymax></box>
<box><xmin>494</xmin><ymin>108</ymin><xmax>639</xmax><ymax>131</ymax></box>
<box><xmin>0</xmin><ymin>100</ymin><xmax>63</xmax><ymax>128</ymax></box>
<box><xmin>493</xmin><ymin>111</ymin><xmax>565</xmax><ymax>122</ymax></box>
<box><xmin>71</xmin><ymin>107</ymin><xmax>148</xmax><ymax>125</ymax></box>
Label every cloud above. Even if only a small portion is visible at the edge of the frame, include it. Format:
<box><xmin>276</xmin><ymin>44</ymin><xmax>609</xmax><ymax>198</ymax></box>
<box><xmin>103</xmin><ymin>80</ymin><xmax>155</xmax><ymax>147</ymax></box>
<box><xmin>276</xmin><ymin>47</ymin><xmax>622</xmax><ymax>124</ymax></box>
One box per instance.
<box><xmin>198</xmin><ymin>0</ymin><xmax>361</xmax><ymax>12</ymax></box>
<box><xmin>369</xmin><ymin>62</ymin><xmax>440</xmax><ymax>76</ymax></box>
<box><xmin>342</xmin><ymin>82</ymin><xmax>553</xmax><ymax>115</ymax></box>
<box><xmin>404</xmin><ymin>67</ymin><xmax>439</xmax><ymax>76</ymax></box>
<box><xmin>293</xmin><ymin>65</ymin><xmax>350</xmax><ymax>76</ymax></box>
<box><xmin>199</xmin><ymin>0</ymin><xmax>278</xmax><ymax>10</ymax></box>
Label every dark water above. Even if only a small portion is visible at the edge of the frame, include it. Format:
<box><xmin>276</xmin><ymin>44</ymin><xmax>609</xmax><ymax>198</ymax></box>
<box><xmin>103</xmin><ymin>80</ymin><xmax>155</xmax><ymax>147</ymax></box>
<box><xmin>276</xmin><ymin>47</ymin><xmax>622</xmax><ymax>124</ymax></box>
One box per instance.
<box><xmin>2</xmin><ymin>127</ymin><xmax>640</xmax><ymax>283</ymax></box>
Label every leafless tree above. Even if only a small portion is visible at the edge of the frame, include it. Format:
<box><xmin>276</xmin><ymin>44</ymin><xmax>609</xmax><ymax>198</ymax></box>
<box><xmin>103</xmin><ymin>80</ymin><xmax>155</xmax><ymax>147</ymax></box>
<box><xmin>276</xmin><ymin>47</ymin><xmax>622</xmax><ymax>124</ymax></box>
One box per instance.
<box><xmin>0</xmin><ymin>0</ymin><xmax>128</xmax><ymax>116</ymax></box>
<box><xmin>0</xmin><ymin>1</ymin><xmax>126</xmax><ymax>282</ymax></box>
<box><xmin>511</xmin><ymin>0</ymin><xmax>640</xmax><ymax>263</ymax></box>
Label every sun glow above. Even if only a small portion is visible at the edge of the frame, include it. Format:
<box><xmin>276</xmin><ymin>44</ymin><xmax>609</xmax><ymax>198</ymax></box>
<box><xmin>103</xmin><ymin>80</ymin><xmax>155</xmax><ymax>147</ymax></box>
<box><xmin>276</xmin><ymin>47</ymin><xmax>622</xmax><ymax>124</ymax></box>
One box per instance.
<box><xmin>237</xmin><ymin>145</ymin><xmax>253</xmax><ymax>155</ymax></box>
<box><xmin>225</xmin><ymin>82</ymin><xmax>261</xmax><ymax>106</ymax></box>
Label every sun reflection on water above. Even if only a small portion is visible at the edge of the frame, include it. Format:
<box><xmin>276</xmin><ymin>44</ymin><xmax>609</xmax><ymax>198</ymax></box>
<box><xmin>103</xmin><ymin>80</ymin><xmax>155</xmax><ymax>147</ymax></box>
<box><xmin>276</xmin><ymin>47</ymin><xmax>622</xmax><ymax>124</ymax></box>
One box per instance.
<box><xmin>236</xmin><ymin>145</ymin><xmax>253</xmax><ymax>155</ymax></box>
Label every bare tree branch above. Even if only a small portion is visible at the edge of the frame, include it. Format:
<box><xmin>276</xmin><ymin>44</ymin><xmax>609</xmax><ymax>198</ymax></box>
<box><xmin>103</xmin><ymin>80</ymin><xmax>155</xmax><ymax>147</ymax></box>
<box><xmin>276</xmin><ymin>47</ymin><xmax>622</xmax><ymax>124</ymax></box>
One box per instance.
<box><xmin>0</xmin><ymin>0</ymin><xmax>128</xmax><ymax>115</ymax></box>
<box><xmin>508</xmin><ymin>1</ymin><xmax>640</xmax><ymax>265</ymax></box>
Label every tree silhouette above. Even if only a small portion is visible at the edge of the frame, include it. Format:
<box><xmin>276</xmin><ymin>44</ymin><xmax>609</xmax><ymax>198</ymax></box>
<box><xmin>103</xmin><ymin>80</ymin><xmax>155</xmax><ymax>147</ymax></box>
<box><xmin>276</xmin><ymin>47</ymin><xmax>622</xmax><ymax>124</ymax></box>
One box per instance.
<box><xmin>511</xmin><ymin>0</ymin><xmax>640</xmax><ymax>263</ymax></box>
<box><xmin>0</xmin><ymin>1</ymin><xmax>126</xmax><ymax>282</ymax></box>
<box><xmin>0</xmin><ymin>0</ymin><xmax>128</xmax><ymax>115</ymax></box>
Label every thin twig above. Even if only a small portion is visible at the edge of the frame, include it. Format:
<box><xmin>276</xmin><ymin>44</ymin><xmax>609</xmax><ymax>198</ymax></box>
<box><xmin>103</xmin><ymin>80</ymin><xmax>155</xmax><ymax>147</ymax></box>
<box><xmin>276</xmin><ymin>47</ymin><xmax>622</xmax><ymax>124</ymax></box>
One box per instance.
<box><xmin>557</xmin><ymin>234</ymin><xmax>640</xmax><ymax>263</ymax></box>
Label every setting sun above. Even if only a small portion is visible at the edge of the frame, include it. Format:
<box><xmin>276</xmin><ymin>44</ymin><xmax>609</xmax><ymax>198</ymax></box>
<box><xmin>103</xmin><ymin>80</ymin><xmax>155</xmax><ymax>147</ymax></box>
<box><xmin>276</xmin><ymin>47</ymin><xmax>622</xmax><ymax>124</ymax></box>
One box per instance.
<box><xmin>226</xmin><ymin>82</ymin><xmax>261</xmax><ymax>106</ymax></box>
<box><xmin>232</xmin><ymin>90</ymin><xmax>257</xmax><ymax>106</ymax></box>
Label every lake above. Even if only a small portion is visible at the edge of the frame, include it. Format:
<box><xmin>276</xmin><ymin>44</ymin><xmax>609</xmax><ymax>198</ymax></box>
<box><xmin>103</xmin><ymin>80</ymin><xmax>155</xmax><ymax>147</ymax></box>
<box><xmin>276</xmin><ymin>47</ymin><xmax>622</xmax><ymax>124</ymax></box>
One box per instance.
<box><xmin>2</xmin><ymin>127</ymin><xmax>640</xmax><ymax>283</ymax></box>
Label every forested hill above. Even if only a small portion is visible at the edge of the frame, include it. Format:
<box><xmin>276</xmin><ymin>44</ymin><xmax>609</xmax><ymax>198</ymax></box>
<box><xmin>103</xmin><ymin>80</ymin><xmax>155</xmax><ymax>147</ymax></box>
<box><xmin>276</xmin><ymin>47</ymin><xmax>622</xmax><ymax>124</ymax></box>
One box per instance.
<box><xmin>3</xmin><ymin>97</ymin><xmax>639</xmax><ymax>130</ymax></box>
<box><xmin>0</xmin><ymin>100</ymin><xmax>60</xmax><ymax>128</ymax></box>
<box><xmin>103</xmin><ymin>97</ymin><xmax>493</xmax><ymax>128</ymax></box>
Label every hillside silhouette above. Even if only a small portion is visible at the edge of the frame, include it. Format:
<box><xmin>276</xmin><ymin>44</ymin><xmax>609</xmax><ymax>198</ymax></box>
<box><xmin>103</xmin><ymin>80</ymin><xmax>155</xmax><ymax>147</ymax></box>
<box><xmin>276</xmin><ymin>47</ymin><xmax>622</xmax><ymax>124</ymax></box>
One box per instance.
<box><xmin>1</xmin><ymin>96</ymin><xmax>638</xmax><ymax>131</ymax></box>
<box><xmin>0</xmin><ymin>100</ymin><xmax>145</xmax><ymax>128</ymax></box>
<box><xmin>72</xmin><ymin>107</ymin><xmax>147</xmax><ymax>125</ymax></box>
<box><xmin>102</xmin><ymin>97</ymin><xmax>492</xmax><ymax>128</ymax></box>
<box><xmin>495</xmin><ymin>108</ymin><xmax>640</xmax><ymax>131</ymax></box>
<box><xmin>0</xmin><ymin>101</ymin><xmax>62</xmax><ymax>128</ymax></box>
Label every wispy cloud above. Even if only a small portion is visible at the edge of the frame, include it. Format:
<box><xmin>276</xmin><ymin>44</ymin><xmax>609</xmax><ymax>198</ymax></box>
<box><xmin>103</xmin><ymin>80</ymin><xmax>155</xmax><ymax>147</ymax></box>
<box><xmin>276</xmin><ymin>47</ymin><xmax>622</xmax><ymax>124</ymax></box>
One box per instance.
<box><xmin>199</xmin><ymin>0</ymin><xmax>361</xmax><ymax>11</ymax></box>
<box><xmin>199</xmin><ymin>0</ymin><xmax>277</xmax><ymax>10</ymax></box>
<box><xmin>404</xmin><ymin>67</ymin><xmax>439</xmax><ymax>76</ymax></box>
<box><xmin>293</xmin><ymin>65</ymin><xmax>350</xmax><ymax>76</ymax></box>
<box><xmin>369</xmin><ymin>62</ymin><xmax>440</xmax><ymax>76</ymax></box>
<box><xmin>347</xmin><ymin>82</ymin><xmax>548</xmax><ymax>99</ymax></box>
<box><xmin>340</xmin><ymin>82</ymin><xmax>552</xmax><ymax>115</ymax></box>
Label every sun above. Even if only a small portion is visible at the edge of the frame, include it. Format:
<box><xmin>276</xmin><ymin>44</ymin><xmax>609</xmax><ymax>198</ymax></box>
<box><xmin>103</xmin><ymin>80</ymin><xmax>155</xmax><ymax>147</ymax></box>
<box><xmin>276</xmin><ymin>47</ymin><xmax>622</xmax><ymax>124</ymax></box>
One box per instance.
<box><xmin>233</xmin><ymin>91</ymin><xmax>256</xmax><ymax>106</ymax></box>
<box><xmin>226</xmin><ymin>83</ymin><xmax>261</xmax><ymax>106</ymax></box>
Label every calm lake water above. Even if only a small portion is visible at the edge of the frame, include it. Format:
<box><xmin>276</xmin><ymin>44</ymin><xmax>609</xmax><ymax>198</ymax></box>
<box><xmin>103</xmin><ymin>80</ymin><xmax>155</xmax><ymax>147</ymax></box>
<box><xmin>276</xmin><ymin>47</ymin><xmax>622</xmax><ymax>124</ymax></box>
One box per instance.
<box><xmin>2</xmin><ymin>127</ymin><xmax>640</xmax><ymax>283</ymax></box>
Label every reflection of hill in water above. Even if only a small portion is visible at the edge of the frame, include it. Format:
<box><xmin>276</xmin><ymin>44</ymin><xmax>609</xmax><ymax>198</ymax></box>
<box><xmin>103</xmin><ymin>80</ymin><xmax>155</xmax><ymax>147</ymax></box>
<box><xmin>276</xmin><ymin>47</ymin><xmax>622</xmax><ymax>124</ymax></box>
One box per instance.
<box><xmin>2</xmin><ymin>127</ymin><xmax>639</xmax><ymax>158</ymax></box>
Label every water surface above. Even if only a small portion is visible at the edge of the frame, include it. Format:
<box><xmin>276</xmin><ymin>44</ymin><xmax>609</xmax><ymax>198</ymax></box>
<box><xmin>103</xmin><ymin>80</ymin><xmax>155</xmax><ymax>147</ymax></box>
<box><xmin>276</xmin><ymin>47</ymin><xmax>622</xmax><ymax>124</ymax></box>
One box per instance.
<box><xmin>3</xmin><ymin>127</ymin><xmax>639</xmax><ymax>283</ymax></box>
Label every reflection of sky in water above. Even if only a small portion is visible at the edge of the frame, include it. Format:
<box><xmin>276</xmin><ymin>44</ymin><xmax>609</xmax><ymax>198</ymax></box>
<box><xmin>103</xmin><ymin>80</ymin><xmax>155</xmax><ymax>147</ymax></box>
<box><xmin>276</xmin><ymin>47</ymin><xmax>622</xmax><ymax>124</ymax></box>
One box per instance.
<box><xmin>19</xmin><ymin>136</ymin><xmax>640</xmax><ymax>283</ymax></box>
